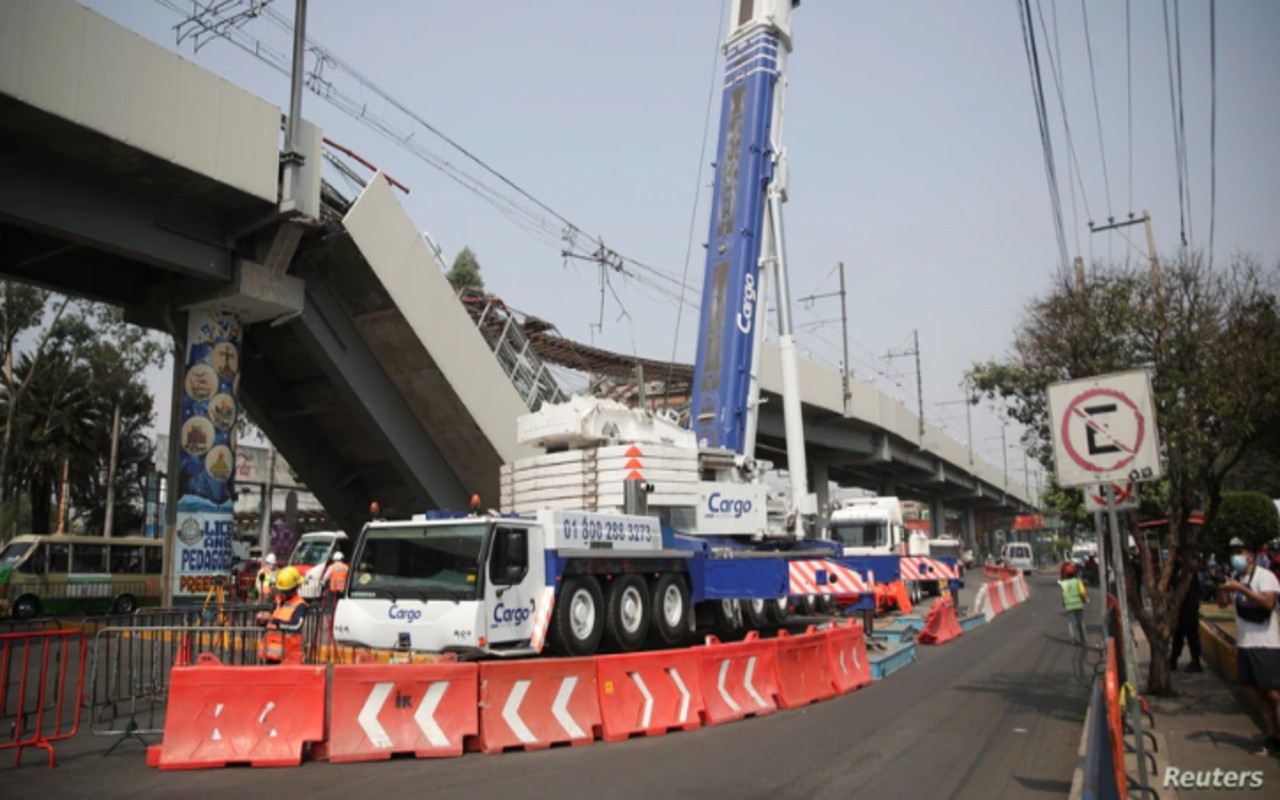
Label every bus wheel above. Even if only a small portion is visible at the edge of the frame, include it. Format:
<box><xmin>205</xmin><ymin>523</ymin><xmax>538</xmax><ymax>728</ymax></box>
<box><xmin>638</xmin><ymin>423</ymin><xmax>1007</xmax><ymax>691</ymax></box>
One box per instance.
<box><xmin>647</xmin><ymin>573</ymin><xmax>689</xmax><ymax>647</ymax></box>
<box><xmin>711</xmin><ymin>599</ymin><xmax>744</xmax><ymax>641</ymax></box>
<box><xmin>742</xmin><ymin>598</ymin><xmax>769</xmax><ymax>630</ymax></box>
<box><xmin>605</xmin><ymin>575</ymin><xmax>650</xmax><ymax>652</ymax></box>
<box><xmin>13</xmin><ymin>594</ymin><xmax>40</xmax><ymax>620</ymax></box>
<box><xmin>112</xmin><ymin>594</ymin><xmax>137</xmax><ymax>615</ymax></box>
<box><xmin>553</xmin><ymin>576</ymin><xmax>605</xmax><ymax>656</ymax></box>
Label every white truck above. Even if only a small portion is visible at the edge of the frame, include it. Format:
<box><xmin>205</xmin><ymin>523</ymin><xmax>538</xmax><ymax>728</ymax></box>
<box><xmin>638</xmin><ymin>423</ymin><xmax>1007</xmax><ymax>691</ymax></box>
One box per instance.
<box><xmin>827</xmin><ymin>497</ymin><xmax>961</xmax><ymax>603</ymax></box>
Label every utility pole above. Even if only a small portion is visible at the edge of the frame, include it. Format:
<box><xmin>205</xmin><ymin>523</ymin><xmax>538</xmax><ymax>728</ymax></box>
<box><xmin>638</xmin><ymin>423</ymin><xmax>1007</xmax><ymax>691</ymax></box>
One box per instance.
<box><xmin>1089</xmin><ymin>210</ymin><xmax>1159</xmax><ymax>295</ymax></box>
<box><xmin>886</xmin><ymin>330</ymin><xmax>923</xmax><ymax>445</ymax></box>
<box><xmin>936</xmin><ymin>390</ymin><xmax>974</xmax><ymax>466</ymax></box>
<box><xmin>796</xmin><ymin>262</ymin><xmax>853</xmax><ymax>418</ymax></box>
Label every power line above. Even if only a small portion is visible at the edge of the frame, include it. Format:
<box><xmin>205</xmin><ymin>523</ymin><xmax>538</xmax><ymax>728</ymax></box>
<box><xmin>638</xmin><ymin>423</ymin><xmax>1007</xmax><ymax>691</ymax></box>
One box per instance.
<box><xmin>1126</xmin><ymin>0</ymin><xmax>1134</xmax><ymax>215</ymax></box>
<box><xmin>668</xmin><ymin>0</ymin><xmax>727</xmax><ymax>379</ymax></box>
<box><xmin>1017</xmin><ymin>0</ymin><xmax>1071</xmax><ymax>273</ymax></box>
<box><xmin>1079</xmin><ymin>0</ymin><xmax>1114</xmax><ymax>215</ymax></box>
<box><xmin>1035</xmin><ymin>0</ymin><xmax>1091</xmax><ymax>253</ymax></box>
<box><xmin>1209</xmin><ymin>0</ymin><xmax>1218</xmax><ymax>268</ymax></box>
<box><xmin>1172</xmin><ymin>0</ymin><xmax>1193</xmax><ymax>244</ymax></box>
<box><xmin>1161</xmin><ymin>0</ymin><xmax>1189</xmax><ymax>247</ymax></box>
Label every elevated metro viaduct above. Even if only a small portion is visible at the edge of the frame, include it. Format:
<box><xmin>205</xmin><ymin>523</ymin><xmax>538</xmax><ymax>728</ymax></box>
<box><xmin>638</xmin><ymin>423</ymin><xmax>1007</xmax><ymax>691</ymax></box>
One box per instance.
<box><xmin>0</xmin><ymin>0</ymin><xmax>1033</xmax><ymax>598</ymax></box>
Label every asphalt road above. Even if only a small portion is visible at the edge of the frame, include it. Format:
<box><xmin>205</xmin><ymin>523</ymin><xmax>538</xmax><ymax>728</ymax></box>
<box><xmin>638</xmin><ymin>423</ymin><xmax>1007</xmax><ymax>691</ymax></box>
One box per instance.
<box><xmin>5</xmin><ymin>574</ymin><xmax>1093</xmax><ymax>799</ymax></box>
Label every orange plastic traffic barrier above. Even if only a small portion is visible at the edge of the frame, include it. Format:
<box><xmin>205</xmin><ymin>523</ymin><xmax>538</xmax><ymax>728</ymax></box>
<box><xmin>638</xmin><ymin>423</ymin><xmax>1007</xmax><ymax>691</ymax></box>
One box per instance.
<box><xmin>917</xmin><ymin>597</ymin><xmax>964</xmax><ymax>645</ymax></box>
<box><xmin>317</xmin><ymin>662</ymin><xmax>478</xmax><ymax>763</ymax></box>
<box><xmin>773</xmin><ymin>626</ymin><xmax>838</xmax><ymax>709</ymax></box>
<box><xmin>147</xmin><ymin>653</ymin><xmax>325</xmax><ymax>769</ymax></box>
<box><xmin>824</xmin><ymin>620</ymin><xmax>873</xmax><ymax>694</ymax></box>
<box><xmin>596</xmin><ymin>648</ymin><xmax>704</xmax><ymax>742</ymax></box>
<box><xmin>696</xmin><ymin>632</ymin><xmax>780</xmax><ymax>726</ymax></box>
<box><xmin>475</xmin><ymin>657</ymin><xmax>601</xmax><ymax>754</ymax></box>
<box><xmin>891</xmin><ymin>580</ymin><xmax>913</xmax><ymax>614</ymax></box>
<box><xmin>1104</xmin><ymin>641</ymin><xmax>1130</xmax><ymax>799</ymax></box>
<box><xmin>994</xmin><ymin>580</ymin><xmax>1012</xmax><ymax>611</ymax></box>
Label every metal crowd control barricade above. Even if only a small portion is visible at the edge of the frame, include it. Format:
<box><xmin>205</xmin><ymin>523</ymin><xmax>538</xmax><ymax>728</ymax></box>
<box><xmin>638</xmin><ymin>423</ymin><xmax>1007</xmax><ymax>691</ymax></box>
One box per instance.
<box><xmin>89</xmin><ymin>617</ymin><xmax>268</xmax><ymax>755</ymax></box>
<box><xmin>0</xmin><ymin>629</ymin><xmax>88</xmax><ymax>768</ymax></box>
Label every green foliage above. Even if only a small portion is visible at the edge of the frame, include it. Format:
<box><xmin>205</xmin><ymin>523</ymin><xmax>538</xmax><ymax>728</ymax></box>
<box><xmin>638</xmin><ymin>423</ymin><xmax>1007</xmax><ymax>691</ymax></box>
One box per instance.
<box><xmin>1204</xmin><ymin>491</ymin><xmax>1280</xmax><ymax>555</ymax></box>
<box><xmin>447</xmin><ymin>247</ymin><xmax>485</xmax><ymax>292</ymax></box>
<box><xmin>966</xmin><ymin>253</ymin><xmax>1280</xmax><ymax>695</ymax></box>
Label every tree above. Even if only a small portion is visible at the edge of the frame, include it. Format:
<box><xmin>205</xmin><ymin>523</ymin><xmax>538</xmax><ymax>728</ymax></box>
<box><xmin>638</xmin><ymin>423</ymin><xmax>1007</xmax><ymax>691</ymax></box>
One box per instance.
<box><xmin>447</xmin><ymin>247</ymin><xmax>485</xmax><ymax>293</ymax></box>
<box><xmin>1203</xmin><ymin>491</ymin><xmax>1280</xmax><ymax>557</ymax></box>
<box><xmin>969</xmin><ymin>253</ymin><xmax>1280</xmax><ymax>695</ymax></box>
<box><xmin>1</xmin><ymin>282</ymin><xmax>71</xmax><ymax>534</ymax></box>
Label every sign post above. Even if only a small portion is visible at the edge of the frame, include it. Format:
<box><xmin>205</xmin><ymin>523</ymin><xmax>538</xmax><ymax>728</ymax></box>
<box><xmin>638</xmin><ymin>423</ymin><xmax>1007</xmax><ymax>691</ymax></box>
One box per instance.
<box><xmin>1048</xmin><ymin>370</ymin><xmax>1161</xmax><ymax>794</ymax></box>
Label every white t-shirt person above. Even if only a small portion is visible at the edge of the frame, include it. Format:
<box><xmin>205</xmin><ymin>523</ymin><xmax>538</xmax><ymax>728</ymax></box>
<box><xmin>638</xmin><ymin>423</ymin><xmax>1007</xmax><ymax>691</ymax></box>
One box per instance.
<box><xmin>1234</xmin><ymin>566</ymin><xmax>1280</xmax><ymax>650</ymax></box>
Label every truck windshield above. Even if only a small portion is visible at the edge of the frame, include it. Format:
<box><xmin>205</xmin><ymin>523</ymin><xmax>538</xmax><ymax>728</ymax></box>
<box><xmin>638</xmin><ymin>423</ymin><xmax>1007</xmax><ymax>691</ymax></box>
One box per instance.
<box><xmin>350</xmin><ymin>523</ymin><xmax>485</xmax><ymax>599</ymax></box>
<box><xmin>830</xmin><ymin>522</ymin><xmax>887</xmax><ymax>549</ymax></box>
<box><xmin>0</xmin><ymin>541</ymin><xmax>31</xmax><ymax>568</ymax></box>
<box><xmin>290</xmin><ymin>539</ymin><xmax>332</xmax><ymax>567</ymax></box>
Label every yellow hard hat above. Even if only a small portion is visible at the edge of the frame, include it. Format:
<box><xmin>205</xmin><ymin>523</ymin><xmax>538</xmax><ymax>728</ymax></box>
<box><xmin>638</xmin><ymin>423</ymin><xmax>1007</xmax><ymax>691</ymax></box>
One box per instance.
<box><xmin>275</xmin><ymin>566</ymin><xmax>303</xmax><ymax>592</ymax></box>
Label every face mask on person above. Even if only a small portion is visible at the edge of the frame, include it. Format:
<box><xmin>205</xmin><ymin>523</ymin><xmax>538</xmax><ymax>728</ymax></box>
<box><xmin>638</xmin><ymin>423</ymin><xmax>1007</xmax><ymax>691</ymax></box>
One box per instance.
<box><xmin>1230</xmin><ymin>554</ymin><xmax>1249</xmax><ymax>572</ymax></box>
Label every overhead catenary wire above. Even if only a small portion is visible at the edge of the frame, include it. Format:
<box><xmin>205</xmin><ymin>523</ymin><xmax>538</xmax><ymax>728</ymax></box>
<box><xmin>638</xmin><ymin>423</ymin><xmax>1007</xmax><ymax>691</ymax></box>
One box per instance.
<box><xmin>667</xmin><ymin>0</ymin><xmax>728</xmax><ymax>388</ymax></box>
<box><xmin>1126</xmin><ymin>0</ymin><xmax>1134</xmax><ymax>216</ymax></box>
<box><xmin>1017</xmin><ymin>0</ymin><xmax>1072</xmax><ymax>274</ymax></box>
<box><xmin>1036</xmin><ymin>0</ymin><xmax>1092</xmax><ymax>255</ymax></box>
<box><xmin>1078</xmin><ymin>0</ymin><xmax>1113</xmax><ymax>218</ymax></box>
<box><xmin>1161</xmin><ymin>0</ymin><xmax>1190</xmax><ymax>247</ymax></box>
<box><xmin>153</xmin><ymin>0</ymin><xmax>704</xmax><ymax>325</ymax></box>
<box><xmin>1208</xmin><ymin>0</ymin><xmax>1218</xmax><ymax>269</ymax></box>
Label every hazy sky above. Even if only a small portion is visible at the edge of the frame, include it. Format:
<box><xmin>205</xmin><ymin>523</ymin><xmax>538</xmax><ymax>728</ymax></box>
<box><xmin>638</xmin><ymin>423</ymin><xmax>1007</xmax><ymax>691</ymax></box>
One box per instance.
<box><xmin>82</xmin><ymin>0</ymin><xmax>1280</xmax><ymax>484</ymax></box>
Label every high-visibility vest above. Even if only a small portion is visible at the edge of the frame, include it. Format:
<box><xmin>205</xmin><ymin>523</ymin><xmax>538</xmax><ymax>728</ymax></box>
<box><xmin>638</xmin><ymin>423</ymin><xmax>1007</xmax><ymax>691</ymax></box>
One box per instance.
<box><xmin>327</xmin><ymin>562</ymin><xmax>349</xmax><ymax>593</ymax></box>
<box><xmin>256</xmin><ymin>567</ymin><xmax>276</xmax><ymax>601</ymax></box>
<box><xmin>260</xmin><ymin>594</ymin><xmax>307</xmax><ymax>664</ymax></box>
<box><xmin>1059</xmin><ymin>578</ymin><xmax>1085</xmax><ymax>611</ymax></box>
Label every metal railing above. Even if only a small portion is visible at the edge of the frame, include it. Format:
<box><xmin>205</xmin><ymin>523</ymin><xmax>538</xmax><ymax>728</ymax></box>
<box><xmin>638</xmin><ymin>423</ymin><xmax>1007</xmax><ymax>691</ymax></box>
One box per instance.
<box><xmin>467</xmin><ymin>294</ymin><xmax>566</xmax><ymax>411</ymax></box>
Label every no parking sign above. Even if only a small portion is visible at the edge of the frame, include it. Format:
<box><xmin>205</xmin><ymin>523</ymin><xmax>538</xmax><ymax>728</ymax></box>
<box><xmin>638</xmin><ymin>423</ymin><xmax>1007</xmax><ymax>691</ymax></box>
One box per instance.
<box><xmin>1047</xmin><ymin>371</ymin><xmax>1163</xmax><ymax>489</ymax></box>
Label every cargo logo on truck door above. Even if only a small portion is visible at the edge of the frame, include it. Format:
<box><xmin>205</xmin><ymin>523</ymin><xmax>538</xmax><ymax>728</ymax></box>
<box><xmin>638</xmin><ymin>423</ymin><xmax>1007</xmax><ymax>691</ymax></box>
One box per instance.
<box><xmin>492</xmin><ymin>599</ymin><xmax>534</xmax><ymax>627</ymax></box>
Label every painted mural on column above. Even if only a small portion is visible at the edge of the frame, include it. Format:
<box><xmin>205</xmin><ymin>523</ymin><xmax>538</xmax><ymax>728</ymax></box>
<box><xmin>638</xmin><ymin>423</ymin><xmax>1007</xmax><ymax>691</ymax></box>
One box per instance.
<box><xmin>173</xmin><ymin>310</ymin><xmax>241</xmax><ymax>600</ymax></box>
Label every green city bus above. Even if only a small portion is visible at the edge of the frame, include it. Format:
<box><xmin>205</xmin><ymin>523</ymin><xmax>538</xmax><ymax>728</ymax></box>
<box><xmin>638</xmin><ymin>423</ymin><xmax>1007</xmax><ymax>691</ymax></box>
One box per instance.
<box><xmin>0</xmin><ymin>534</ymin><xmax>164</xmax><ymax>618</ymax></box>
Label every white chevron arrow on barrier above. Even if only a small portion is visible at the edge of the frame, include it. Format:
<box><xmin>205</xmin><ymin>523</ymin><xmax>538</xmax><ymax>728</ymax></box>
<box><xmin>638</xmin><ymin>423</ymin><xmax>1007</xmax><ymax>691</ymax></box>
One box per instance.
<box><xmin>668</xmin><ymin>667</ymin><xmax>690</xmax><ymax>724</ymax></box>
<box><xmin>414</xmin><ymin>682</ymin><xmax>450</xmax><ymax>747</ymax></box>
<box><xmin>552</xmin><ymin>676</ymin><xmax>585</xmax><ymax>738</ymax></box>
<box><xmin>358</xmin><ymin>683</ymin><xmax>395</xmax><ymax>749</ymax></box>
<box><xmin>502</xmin><ymin>679</ymin><xmax>537</xmax><ymax>744</ymax></box>
<box><xmin>716</xmin><ymin>659</ymin><xmax>741</xmax><ymax>713</ymax></box>
<box><xmin>211</xmin><ymin>702</ymin><xmax>224</xmax><ymax>741</ymax></box>
<box><xmin>743</xmin><ymin>656</ymin><xmax>767</xmax><ymax>708</ymax></box>
<box><xmin>630</xmin><ymin>673</ymin><xmax>653</xmax><ymax>729</ymax></box>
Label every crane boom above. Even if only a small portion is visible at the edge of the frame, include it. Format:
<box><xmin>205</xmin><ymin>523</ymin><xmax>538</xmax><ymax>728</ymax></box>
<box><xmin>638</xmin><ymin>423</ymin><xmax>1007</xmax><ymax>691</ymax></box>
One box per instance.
<box><xmin>690</xmin><ymin>0</ymin><xmax>812</xmax><ymax>524</ymax></box>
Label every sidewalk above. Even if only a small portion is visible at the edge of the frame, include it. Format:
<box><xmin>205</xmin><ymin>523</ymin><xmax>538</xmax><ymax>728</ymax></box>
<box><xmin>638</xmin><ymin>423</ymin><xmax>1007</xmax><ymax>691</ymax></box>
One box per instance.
<box><xmin>1126</xmin><ymin>625</ymin><xmax>1280</xmax><ymax>798</ymax></box>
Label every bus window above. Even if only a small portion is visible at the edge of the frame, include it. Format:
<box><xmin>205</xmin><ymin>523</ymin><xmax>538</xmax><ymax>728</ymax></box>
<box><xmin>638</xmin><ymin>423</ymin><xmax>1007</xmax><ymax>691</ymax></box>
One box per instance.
<box><xmin>72</xmin><ymin>543</ymin><xmax>107</xmax><ymax>573</ymax></box>
<box><xmin>48</xmin><ymin>543</ymin><xmax>70</xmax><ymax>573</ymax></box>
<box><xmin>18</xmin><ymin>543</ymin><xmax>45</xmax><ymax>574</ymax></box>
<box><xmin>0</xmin><ymin>541</ymin><xmax>32</xmax><ymax>569</ymax></box>
<box><xmin>111</xmin><ymin>545</ymin><xmax>144</xmax><ymax>574</ymax></box>
<box><xmin>144</xmin><ymin>547</ymin><xmax>164</xmax><ymax>575</ymax></box>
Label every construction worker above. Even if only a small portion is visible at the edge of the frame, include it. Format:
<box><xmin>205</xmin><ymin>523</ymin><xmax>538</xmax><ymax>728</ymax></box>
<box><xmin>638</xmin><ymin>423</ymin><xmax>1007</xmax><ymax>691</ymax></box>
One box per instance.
<box><xmin>1059</xmin><ymin>562</ymin><xmax>1088</xmax><ymax>646</ymax></box>
<box><xmin>256</xmin><ymin>553</ymin><xmax>278</xmax><ymax>604</ymax></box>
<box><xmin>322</xmin><ymin>551</ymin><xmax>349</xmax><ymax>606</ymax></box>
<box><xmin>255</xmin><ymin>566</ymin><xmax>307</xmax><ymax>664</ymax></box>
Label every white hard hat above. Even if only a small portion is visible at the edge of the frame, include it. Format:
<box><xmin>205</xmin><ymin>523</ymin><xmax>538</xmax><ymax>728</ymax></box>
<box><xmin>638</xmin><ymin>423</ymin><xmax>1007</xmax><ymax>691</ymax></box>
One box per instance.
<box><xmin>333</xmin><ymin>551</ymin><xmax>345</xmax><ymax>561</ymax></box>
<box><xmin>265</xmin><ymin>553</ymin><xmax>277</xmax><ymax>565</ymax></box>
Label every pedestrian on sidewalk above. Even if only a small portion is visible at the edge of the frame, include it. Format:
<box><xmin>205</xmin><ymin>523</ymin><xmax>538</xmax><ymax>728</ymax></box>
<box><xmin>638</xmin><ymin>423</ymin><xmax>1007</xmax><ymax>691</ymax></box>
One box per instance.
<box><xmin>1216</xmin><ymin>536</ymin><xmax>1280</xmax><ymax>757</ymax></box>
<box><xmin>1170</xmin><ymin>556</ymin><xmax>1204</xmax><ymax>673</ymax></box>
<box><xmin>1059</xmin><ymin>562</ymin><xmax>1088</xmax><ymax>646</ymax></box>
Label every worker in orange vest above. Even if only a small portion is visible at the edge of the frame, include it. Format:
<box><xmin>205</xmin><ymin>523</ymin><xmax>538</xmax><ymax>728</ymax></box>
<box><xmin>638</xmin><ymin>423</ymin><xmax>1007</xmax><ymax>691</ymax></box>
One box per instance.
<box><xmin>322</xmin><ymin>551</ymin><xmax>349</xmax><ymax>607</ymax></box>
<box><xmin>255</xmin><ymin>566</ymin><xmax>307</xmax><ymax>664</ymax></box>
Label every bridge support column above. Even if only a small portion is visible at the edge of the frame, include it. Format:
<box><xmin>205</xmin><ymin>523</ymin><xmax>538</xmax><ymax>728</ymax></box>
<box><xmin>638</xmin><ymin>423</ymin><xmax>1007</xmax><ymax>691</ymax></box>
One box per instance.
<box><xmin>929</xmin><ymin>496</ymin><xmax>946</xmax><ymax>539</ymax></box>
<box><xmin>171</xmin><ymin>309</ymin><xmax>243</xmax><ymax>605</ymax></box>
<box><xmin>963</xmin><ymin>508</ymin><xmax>977</xmax><ymax>554</ymax></box>
<box><xmin>810</xmin><ymin>463</ymin><xmax>830</xmax><ymax>539</ymax></box>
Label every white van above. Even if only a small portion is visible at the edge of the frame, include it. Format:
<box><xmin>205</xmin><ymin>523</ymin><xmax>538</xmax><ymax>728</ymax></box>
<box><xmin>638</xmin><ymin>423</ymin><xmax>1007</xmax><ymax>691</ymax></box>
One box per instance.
<box><xmin>1000</xmin><ymin>542</ymin><xmax>1035</xmax><ymax>575</ymax></box>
